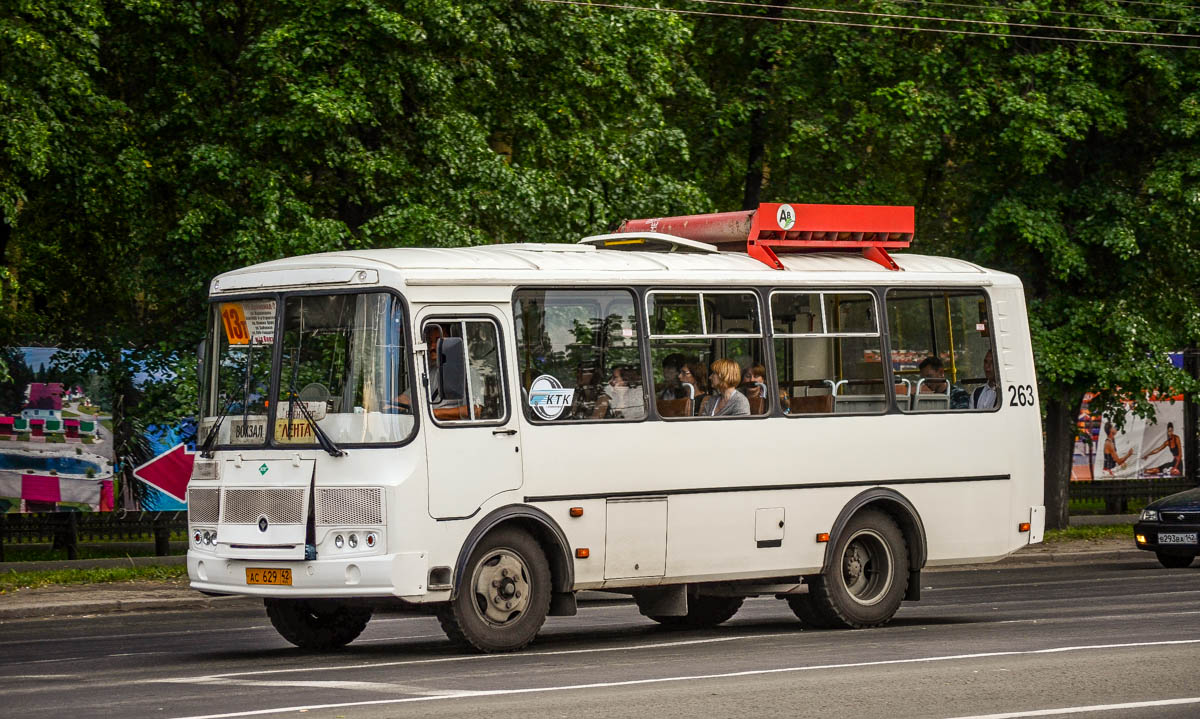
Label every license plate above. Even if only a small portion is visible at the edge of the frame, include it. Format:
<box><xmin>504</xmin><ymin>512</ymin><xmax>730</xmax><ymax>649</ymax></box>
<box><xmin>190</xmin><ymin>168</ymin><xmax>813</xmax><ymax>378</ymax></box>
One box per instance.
<box><xmin>246</xmin><ymin>568</ymin><xmax>292</xmax><ymax>585</ymax></box>
<box><xmin>1158</xmin><ymin>533</ymin><xmax>1198</xmax><ymax>545</ymax></box>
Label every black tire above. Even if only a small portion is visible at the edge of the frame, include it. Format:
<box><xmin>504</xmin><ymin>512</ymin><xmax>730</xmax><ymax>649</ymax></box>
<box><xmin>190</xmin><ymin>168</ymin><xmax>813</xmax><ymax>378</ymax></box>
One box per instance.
<box><xmin>648</xmin><ymin>595</ymin><xmax>744</xmax><ymax>628</ymax></box>
<box><xmin>437</xmin><ymin>527</ymin><xmax>551</xmax><ymax>653</ymax></box>
<box><xmin>1156</xmin><ymin>552</ymin><xmax>1196</xmax><ymax>569</ymax></box>
<box><xmin>785</xmin><ymin>593</ymin><xmax>841</xmax><ymax>629</ymax></box>
<box><xmin>264</xmin><ymin>598</ymin><xmax>372</xmax><ymax>650</ymax></box>
<box><xmin>789</xmin><ymin>509</ymin><xmax>909</xmax><ymax>629</ymax></box>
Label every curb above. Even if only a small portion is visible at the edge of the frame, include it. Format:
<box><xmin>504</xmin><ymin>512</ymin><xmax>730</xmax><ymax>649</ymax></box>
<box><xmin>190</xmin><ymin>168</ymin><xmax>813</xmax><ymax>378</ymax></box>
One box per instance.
<box><xmin>0</xmin><ymin>593</ymin><xmax>255</xmax><ymax>620</ymax></box>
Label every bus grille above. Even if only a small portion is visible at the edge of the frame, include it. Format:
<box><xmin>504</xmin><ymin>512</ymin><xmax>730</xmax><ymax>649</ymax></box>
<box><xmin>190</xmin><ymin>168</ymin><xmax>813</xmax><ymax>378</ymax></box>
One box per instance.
<box><xmin>188</xmin><ymin>489</ymin><xmax>220</xmax><ymax>524</ymax></box>
<box><xmin>221</xmin><ymin>489</ymin><xmax>306</xmax><ymax>525</ymax></box>
<box><xmin>315</xmin><ymin>488</ymin><xmax>383</xmax><ymax>525</ymax></box>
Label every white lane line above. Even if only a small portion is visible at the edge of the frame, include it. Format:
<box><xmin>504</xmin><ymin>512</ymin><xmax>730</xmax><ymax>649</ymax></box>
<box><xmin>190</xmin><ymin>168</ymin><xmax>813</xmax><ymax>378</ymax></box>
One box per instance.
<box><xmin>169</xmin><ymin>638</ymin><xmax>1200</xmax><ymax>719</ymax></box>
<box><xmin>942</xmin><ymin>696</ymin><xmax>1200</xmax><ymax>718</ymax></box>
<box><xmin>160</xmin><ymin>677</ymin><xmax>454</xmax><ymax>695</ymax></box>
<box><xmin>928</xmin><ymin>574</ymin><xmax>1200</xmax><ymax>592</ymax></box>
<box><xmin>150</xmin><ymin>634</ymin><xmax>780</xmax><ymax>682</ymax></box>
<box><xmin>354</xmin><ymin>634</ymin><xmax>442</xmax><ymax>643</ymax></box>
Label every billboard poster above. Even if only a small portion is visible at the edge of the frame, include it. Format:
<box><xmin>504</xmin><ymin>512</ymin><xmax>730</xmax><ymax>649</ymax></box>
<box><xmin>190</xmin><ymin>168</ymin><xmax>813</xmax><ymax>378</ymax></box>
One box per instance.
<box><xmin>1085</xmin><ymin>395</ymin><xmax>1186</xmax><ymax>481</ymax></box>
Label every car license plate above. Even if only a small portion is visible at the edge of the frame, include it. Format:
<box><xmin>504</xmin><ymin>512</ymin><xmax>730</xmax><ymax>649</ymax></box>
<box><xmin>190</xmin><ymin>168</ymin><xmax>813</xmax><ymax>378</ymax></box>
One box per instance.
<box><xmin>1158</xmin><ymin>532</ymin><xmax>1198</xmax><ymax>545</ymax></box>
<box><xmin>246</xmin><ymin>568</ymin><xmax>292</xmax><ymax>585</ymax></box>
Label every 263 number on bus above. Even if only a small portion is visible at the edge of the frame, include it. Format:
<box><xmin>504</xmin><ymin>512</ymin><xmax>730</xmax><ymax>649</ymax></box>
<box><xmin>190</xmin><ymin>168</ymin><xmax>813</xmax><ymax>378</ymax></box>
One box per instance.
<box><xmin>1008</xmin><ymin>384</ymin><xmax>1036</xmax><ymax>407</ymax></box>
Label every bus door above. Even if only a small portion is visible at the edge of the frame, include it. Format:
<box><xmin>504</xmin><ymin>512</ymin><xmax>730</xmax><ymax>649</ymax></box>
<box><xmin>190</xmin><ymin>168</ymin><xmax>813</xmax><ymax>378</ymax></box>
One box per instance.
<box><xmin>418</xmin><ymin>311</ymin><xmax>523</xmax><ymax>519</ymax></box>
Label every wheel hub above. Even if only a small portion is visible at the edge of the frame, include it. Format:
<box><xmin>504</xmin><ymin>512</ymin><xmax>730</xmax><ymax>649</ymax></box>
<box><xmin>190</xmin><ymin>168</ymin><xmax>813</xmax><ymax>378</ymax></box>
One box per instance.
<box><xmin>472</xmin><ymin>550</ymin><xmax>531</xmax><ymax>625</ymax></box>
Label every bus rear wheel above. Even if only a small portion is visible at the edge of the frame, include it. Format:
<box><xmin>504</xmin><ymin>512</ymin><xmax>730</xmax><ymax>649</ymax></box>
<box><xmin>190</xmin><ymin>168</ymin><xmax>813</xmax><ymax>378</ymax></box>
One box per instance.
<box><xmin>648</xmin><ymin>595</ymin><xmax>744</xmax><ymax>628</ymax></box>
<box><xmin>264</xmin><ymin>598</ymin><xmax>373</xmax><ymax>650</ymax></box>
<box><xmin>437</xmin><ymin>528</ymin><xmax>551</xmax><ymax>653</ymax></box>
<box><xmin>789</xmin><ymin>509</ymin><xmax>908</xmax><ymax>629</ymax></box>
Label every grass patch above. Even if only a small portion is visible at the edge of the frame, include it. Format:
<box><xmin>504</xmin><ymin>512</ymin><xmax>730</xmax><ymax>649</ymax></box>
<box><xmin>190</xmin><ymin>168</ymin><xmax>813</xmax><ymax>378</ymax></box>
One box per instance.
<box><xmin>1044</xmin><ymin>524</ymin><xmax>1133</xmax><ymax>543</ymax></box>
<box><xmin>0</xmin><ymin>565</ymin><xmax>187</xmax><ymax>593</ymax></box>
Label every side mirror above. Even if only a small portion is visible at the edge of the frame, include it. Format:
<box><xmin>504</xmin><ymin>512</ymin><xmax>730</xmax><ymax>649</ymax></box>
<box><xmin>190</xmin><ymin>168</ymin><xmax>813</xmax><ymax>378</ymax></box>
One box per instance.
<box><xmin>437</xmin><ymin>337</ymin><xmax>466</xmax><ymax>402</ymax></box>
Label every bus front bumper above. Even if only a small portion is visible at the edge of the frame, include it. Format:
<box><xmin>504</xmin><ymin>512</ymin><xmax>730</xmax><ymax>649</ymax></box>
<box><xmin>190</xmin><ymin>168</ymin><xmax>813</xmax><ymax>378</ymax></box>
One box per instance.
<box><xmin>187</xmin><ymin>550</ymin><xmax>433</xmax><ymax>600</ymax></box>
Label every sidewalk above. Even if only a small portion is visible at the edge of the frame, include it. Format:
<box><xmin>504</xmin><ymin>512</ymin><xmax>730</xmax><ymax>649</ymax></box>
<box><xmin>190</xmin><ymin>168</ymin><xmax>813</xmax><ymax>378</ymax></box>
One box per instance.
<box><xmin>0</xmin><ymin>537</ymin><xmax>1143</xmax><ymax>621</ymax></box>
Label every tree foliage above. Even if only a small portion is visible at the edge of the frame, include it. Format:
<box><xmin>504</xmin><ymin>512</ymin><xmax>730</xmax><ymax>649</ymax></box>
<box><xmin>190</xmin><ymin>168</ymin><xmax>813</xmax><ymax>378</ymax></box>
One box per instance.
<box><xmin>3</xmin><ymin>1</ymin><xmax>1200</xmax><ymax>523</ymax></box>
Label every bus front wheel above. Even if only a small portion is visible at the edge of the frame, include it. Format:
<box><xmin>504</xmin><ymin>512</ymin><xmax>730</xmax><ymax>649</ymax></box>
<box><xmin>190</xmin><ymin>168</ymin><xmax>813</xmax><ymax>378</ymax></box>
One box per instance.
<box><xmin>788</xmin><ymin>509</ymin><xmax>909</xmax><ymax>629</ymax></box>
<box><xmin>437</xmin><ymin>527</ymin><xmax>551</xmax><ymax>653</ymax></box>
<box><xmin>264</xmin><ymin>598</ymin><xmax>373</xmax><ymax>650</ymax></box>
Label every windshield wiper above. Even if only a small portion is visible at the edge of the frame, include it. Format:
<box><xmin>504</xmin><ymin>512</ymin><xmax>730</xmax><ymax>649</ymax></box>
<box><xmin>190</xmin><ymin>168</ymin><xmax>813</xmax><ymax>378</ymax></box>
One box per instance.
<box><xmin>199</xmin><ymin>396</ymin><xmax>237</xmax><ymax>459</ymax></box>
<box><xmin>286</xmin><ymin>386</ymin><xmax>345</xmax><ymax>458</ymax></box>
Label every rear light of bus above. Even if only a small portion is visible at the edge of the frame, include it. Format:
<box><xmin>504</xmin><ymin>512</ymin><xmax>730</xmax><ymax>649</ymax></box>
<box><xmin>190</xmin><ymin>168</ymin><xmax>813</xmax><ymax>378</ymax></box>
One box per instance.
<box><xmin>1018</xmin><ymin>522</ymin><xmax>1031</xmax><ymax>533</ymax></box>
<box><xmin>816</xmin><ymin>533</ymin><xmax>830</xmax><ymax>543</ymax></box>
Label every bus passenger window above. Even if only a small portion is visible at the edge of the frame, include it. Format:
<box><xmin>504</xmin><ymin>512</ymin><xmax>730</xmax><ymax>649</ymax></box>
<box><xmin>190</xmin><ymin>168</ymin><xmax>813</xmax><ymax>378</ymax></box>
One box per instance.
<box><xmin>886</xmin><ymin>290</ymin><xmax>998</xmax><ymax>412</ymax></box>
<box><xmin>647</xmin><ymin>290</ymin><xmax>768</xmax><ymax>418</ymax></box>
<box><xmin>772</xmin><ymin>291</ymin><xmax>885</xmax><ymax>415</ymax></box>
<box><xmin>513</xmin><ymin>289</ymin><xmax>646</xmax><ymax>422</ymax></box>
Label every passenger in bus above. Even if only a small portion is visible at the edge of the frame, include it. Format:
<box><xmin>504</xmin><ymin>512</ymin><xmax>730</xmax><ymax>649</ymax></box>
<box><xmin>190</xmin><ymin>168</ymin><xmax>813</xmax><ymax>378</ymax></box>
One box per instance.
<box><xmin>740</xmin><ymin>363</ymin><xmax>768</xmax><ymax>401</ymax></box>
<box><xmin>917</xmin><ymin>356</ymin><xmax>969</xmax><ymax>409</ymax></box>
<box><xmin>699</xmin><ymin>358</ymin><xmax>750</xmax><ymax>417</ymax></box>
<box><xmin>658</xmin><ymin>353</ymin><xmax>689</xmax><ymax>400</ymax></box>
<box><xmin>592</xmin><ymin>366</ymin><xmax>645</xmax><ymax>420</ymax></box>
<box><xmin>971</xmin><ymin>349</ymin><xmax>999</xmax><ymax>409</ymax></box>
<box><xmin>680</xmin><ymin>359</ymin><xmax>707</xmax><ymax>408</ymax></box>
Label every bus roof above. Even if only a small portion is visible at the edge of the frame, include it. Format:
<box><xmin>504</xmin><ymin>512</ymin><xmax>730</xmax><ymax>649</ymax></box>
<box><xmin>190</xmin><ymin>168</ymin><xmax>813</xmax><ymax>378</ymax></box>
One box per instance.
<box><xmin>211</xmin><ymin>244</ymin><xmax>1019</xmax><ymax>294</ymax></box>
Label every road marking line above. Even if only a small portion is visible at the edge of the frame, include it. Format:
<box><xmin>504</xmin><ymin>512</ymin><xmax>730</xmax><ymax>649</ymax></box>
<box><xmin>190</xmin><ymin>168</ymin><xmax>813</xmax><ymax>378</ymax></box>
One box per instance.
<box><xmin>168</xmin><ymin>638</ymin><xmax>1200</xmax><ymax>719</ymax></box>
<box><xmin>151</xmin><ymin>634</ymin><xmax>779</xmax><ymax>681</ymax></box>
<box><xmin>941</xmin><ymin>696</ymin><xmax>1200</xmax><ymax>718</ymax></box>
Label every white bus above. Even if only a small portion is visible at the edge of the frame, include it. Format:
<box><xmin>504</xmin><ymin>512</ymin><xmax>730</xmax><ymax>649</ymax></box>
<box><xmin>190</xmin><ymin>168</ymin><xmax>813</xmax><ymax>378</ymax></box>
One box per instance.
<box><xmin>188</xmin><ymin>203</ymin><xmax>1045</xmax><ymax>653</ymax></box>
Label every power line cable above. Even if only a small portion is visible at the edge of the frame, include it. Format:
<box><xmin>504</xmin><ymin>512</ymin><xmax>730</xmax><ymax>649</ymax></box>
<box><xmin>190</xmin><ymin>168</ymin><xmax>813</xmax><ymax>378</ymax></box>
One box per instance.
<box><xmin>533</xmin><ymin>0</ymin><xmax>1200</xmax><ymax>49</ymax></box>
<box><xmin>682</xmin><ymin>0</ymin><xmax>1200</xmax><ymax>39</ymax></box>
<box><xmin>837</xmin><ymin>0</ymin><xmax>1196</xmax><ymax>26</ymax></box>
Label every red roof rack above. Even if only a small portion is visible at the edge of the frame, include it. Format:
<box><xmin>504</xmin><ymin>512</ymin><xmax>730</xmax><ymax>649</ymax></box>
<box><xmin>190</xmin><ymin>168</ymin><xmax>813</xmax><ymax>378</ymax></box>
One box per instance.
<box><xmin>616</xmin><ymin>203</ymin><xmax>914</xmax><ymax>271</ymax></box>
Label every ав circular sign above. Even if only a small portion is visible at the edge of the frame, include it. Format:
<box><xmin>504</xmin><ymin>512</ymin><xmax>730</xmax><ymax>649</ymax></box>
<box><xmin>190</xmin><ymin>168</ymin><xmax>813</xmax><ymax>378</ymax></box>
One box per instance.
<box><xmin>776</xmin><ymin>204</ymin><xmax>796</xmax><ymax>231</ymax></box>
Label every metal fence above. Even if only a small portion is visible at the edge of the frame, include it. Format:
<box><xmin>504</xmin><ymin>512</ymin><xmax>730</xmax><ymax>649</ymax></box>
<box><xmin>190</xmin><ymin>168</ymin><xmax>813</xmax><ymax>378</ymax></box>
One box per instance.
<box><xmin>0</xmin><ymin>511</ymin><xmax>187</xmax><ymax>561</ymax></box>
<box><xmin>1069</xmin><ymin>479</ymin><xmax>1197</xmax><ymax>515</ymax></box>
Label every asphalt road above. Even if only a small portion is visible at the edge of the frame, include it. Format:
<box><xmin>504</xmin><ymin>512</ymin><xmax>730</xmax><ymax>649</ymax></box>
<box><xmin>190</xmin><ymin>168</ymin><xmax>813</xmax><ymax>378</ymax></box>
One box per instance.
<box><xmin>2</xmin><ymin>557</ymin><xmax>1199</xmax><ymax>719</ymax></box>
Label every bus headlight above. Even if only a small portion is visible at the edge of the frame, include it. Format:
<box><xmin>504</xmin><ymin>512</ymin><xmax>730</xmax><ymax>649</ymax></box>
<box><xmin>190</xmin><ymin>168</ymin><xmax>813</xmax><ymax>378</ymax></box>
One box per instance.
<box><xmin>334</xmin><ymin>534</ymin><xmax>344</xmax><ymax>549</ymax></box>
<box><xmin>193</xmin><ymin>530</ymin><xmax>203</xmax><ymax>545</ymax></box>
<box><xmin>348</xmin><ymin>534</ymin><xmax>358</xmax><ymax>549</ymax></box>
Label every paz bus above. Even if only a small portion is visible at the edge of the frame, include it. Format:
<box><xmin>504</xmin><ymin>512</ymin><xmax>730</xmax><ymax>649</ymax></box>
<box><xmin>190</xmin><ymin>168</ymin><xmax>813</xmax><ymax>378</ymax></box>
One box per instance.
<box><xmin>188</xmin><ymin>203</ymin><xmax>1044</xmax><ymax>653</ymax></box>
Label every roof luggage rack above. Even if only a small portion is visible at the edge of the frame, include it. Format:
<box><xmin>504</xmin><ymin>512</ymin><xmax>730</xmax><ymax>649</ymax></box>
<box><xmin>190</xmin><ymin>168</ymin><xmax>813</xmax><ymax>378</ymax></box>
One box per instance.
<box><xmin>612</xmin><ymin>203</ymin><xmax>915</xmax><ymax>270</ymax></box>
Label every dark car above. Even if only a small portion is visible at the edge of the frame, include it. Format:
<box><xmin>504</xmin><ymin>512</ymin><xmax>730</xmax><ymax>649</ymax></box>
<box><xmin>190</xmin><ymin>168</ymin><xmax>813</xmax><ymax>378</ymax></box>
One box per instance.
<box><xmin>1134</xmin><ymin>486</ymin><xmax>1200</xmax><ymax>568</ymax></box>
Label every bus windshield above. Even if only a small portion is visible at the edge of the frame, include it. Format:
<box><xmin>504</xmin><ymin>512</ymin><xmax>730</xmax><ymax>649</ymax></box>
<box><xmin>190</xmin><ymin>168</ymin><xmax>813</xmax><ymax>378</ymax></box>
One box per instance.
<box><xmin>200</xmin><ymin>292</ymin><xmax>414</xmax><ymax>447</ymax></box>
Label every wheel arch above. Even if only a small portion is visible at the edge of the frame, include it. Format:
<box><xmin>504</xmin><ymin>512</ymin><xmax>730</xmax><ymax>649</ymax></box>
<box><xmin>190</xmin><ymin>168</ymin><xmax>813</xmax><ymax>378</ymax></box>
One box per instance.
<box><xmin>821</xmin><ymin>488</ymin><xmax>927</xmax><ymax>600</ymax></box>
<box><xmin>451</xmin><ymin>504</ymin><xmax>574</xmax><ymax>601</ymax></box>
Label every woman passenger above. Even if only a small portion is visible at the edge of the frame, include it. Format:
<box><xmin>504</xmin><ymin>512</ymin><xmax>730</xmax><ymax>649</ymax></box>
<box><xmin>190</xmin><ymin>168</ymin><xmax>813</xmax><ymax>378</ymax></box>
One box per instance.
<box><xmin>700</xmin><ymin>358</ymin><xmax>750</xmax><ymax>417</ymax></box>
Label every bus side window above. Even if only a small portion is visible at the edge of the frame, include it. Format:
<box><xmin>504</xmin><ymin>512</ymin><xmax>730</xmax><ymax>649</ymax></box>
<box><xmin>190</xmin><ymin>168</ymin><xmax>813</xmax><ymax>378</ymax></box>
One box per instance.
<box><xmin>513</xmin><ymin>289</ymin><xmax>646</xmax><ymax>423</ymax></box>
<box><xmin>648</xmin><ymin>290</ymin><xmax>768</xmax><ymax>418</ymax></box>
<box><xmin>885</xmin><ymin>289</ymin><xmax>998</xmax><ymax>412</ymax></box>
<box><xmin>772</xmin><ymin>291</ymin><xmax>884</xmax><ymax>415</ymax></box>
<box><xmin>423</xmin><ymin>319</ymin><xmax>507</xmax><ymax>424</ymax></box>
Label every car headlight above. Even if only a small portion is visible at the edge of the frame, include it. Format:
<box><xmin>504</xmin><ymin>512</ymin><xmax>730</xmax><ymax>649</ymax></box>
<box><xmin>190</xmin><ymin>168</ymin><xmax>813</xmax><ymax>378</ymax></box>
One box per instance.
<box><xmin>1140</xmin><ymin>509</ymin><xmax>1159</xmax><ymax>522</ymax></box>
